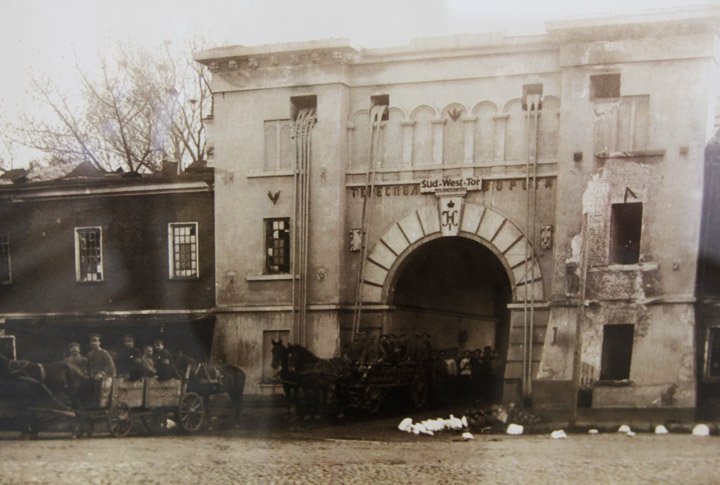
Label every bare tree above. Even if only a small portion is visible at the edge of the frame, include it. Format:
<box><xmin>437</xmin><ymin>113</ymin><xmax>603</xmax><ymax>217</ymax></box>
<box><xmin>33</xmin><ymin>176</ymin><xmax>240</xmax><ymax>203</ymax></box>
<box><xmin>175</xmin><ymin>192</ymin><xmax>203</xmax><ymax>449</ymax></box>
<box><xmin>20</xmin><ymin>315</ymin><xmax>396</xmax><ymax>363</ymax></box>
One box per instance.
<box><xmin>4</xmin><ymin>40</ymin><xmax>210</xmax><ymax>174</ymax></box>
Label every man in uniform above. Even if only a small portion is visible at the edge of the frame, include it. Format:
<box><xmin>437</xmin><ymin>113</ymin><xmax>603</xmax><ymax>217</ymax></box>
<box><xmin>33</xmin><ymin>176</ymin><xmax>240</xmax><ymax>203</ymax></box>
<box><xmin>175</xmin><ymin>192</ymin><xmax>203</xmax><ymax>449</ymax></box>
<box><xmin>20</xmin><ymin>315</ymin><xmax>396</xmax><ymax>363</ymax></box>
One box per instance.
<box><xmin>86</xmin><ymin>334</ymin><xmax>116</xmax><ymax>379</ymax></box>
<box><xmin>64</xmin><ymin>342</ymin><xmax>88</xmax><ymax>376</ymax></box>
<box><xmin>114</xmin><ymin>334</ymin><xmax>141</xmax><ymax>380</ymax></box>
<box><xmin>140</xmin><ymin>344</ymin><xmax>157</xmax><ymax>377</ymax></box>
<box><xmin>153</xmin><ymin>339</ymin><xmax>175</xmax><ymax>380</ymax></box>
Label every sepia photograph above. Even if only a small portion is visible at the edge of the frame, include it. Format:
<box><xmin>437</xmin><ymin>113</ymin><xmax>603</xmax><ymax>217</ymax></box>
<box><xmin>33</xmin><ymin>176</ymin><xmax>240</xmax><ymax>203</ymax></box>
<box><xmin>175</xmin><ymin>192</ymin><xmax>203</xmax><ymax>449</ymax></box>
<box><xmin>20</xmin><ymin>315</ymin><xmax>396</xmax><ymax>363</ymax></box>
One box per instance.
<box><xmin>1</xmin><ymin>0</ymin><xmax>719</xmax><ymax>482</ymax></box>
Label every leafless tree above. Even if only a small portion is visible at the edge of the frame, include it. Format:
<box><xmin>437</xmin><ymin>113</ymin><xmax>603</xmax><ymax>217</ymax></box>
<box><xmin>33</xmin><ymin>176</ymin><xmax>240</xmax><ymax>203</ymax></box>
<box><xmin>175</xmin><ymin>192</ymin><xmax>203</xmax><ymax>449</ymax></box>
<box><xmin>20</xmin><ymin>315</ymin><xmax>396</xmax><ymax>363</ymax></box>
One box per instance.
<box><xmin>4</xmin><ymin>40</ymin><xmax>210</xmax><ymax>174</ymax></box>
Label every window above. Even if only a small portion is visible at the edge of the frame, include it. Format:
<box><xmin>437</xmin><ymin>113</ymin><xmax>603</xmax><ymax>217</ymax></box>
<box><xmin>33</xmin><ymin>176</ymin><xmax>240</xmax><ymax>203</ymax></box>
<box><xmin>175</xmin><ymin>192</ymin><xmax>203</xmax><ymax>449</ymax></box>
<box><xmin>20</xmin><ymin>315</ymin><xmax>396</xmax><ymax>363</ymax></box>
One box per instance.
<box><xmin>265</xmin><ymin>218</ymin><xmax>290</xmax><ymax>274</ymax></box>
<box><xmin>168</xmin><ymin>223</ymin><xmax>199</xmax><ymax>279</ymax></box>
<box><xmin>291</xmin><ymin>95</ymin><xmax>317</xmax><ymax>121</ymax></box>
<box><xmin>600</xmin><ymin>324</ymin><xmax>634</xmax><ymax>381</ymax></box>
<box><xmin>75</xmin><ymin>227</ymin><xmax>103</xmax><ymax>282</ymax></box>
<box><xmin>610</xmin><ymin>203</ymin><xmax>642</xmax><ymax>264</ymax></box>
<box><xmin>0</xmin><ymin>234</ymin><xmax>10</xmax><ymax>284</ymax></box>
<box><xmin>706</xmin><ymin>327</ymin><xmax>720</xmax><ymax>379</ymax></box>
<box><xmin>371</xmin><ymin>94</ymin><xmax>389</xmax><ymax>121</ymax></box>
<box><xmin>590</xmin><ymin>73</ymin><xmax>621</xmax><ymax>99</ymax></box>
<box><xmin>262</xmin><ymin>330</ymin><xmax>289</xmax><ymax>382</ymax></box>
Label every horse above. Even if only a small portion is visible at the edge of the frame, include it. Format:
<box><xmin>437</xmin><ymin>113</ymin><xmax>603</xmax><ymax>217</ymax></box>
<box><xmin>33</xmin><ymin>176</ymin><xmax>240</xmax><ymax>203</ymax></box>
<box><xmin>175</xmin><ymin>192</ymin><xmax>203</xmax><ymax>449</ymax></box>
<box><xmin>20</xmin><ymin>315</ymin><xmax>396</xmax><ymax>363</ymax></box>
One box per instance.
<box><xmin>270</xmin><ymin>339</ymin><xmax>350</xmax><ymax>420</ymax></box>
<box><xmin>0</xmin><ymin>353</ymin><xmax>88</xmax><ymax>437</ymax></box>
<box><xmin>174</xmin><ymin>352</ymin><xmax>246</xmax><ymax>425</ymax></box>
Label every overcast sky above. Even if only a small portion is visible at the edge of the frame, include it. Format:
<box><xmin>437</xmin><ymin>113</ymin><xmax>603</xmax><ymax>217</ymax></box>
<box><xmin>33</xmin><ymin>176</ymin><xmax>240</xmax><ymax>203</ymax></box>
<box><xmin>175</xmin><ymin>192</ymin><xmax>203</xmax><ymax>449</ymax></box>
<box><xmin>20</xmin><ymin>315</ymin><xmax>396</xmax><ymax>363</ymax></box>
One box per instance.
<box><xmin>0</xmin><ymin>0</ymin><xmax>716</xmax><ymax>165</ymax></box>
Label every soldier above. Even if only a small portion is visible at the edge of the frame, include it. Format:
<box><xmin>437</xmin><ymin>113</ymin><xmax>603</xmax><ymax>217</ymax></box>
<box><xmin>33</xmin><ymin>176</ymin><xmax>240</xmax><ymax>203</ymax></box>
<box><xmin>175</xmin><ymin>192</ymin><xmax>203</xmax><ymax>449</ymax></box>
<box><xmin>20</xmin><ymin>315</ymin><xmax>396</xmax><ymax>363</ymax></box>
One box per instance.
<box><xmin>86</xmin><ymin>333</ymin><xmax>116</xmax><ymax>379</ymax></box>
<box><xmin>115</xmin><ymin>334</ymin><xmax>142</xmax><ymax>380</ymax></box>
<box><xmin>64</xmin><ymin>342</ymin><xmax>88</xmax><ymax>376</ymax></box>
<box><xmin>153</xmin><ymin>339</ymin><xmax>175</xmax><ymax>380</ymax></box>
<box><xmin>140</xmin><ymin>344</ymin><xmax>157</xmax><ymax>377</ymax></box>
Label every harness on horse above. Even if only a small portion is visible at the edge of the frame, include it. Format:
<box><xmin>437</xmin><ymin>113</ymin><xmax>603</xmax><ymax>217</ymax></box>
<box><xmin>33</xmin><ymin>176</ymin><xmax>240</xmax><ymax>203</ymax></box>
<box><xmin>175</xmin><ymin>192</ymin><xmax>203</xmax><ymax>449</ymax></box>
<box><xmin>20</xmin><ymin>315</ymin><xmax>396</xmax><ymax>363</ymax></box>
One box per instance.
<box><xmin>8</xmin><ymin>360</ymin><xmax>46</xmax><ymax>384</ymax></box>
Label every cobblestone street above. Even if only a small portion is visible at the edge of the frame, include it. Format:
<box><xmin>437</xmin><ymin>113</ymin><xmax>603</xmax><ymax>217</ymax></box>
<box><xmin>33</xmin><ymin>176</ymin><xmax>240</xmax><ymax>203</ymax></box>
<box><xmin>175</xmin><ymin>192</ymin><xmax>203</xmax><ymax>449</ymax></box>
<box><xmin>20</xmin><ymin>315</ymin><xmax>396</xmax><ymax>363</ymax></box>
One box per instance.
<box><xmin>1</xmin><ymin>416</ymin><xmax>719</xmax><ymax>484</ymax></box>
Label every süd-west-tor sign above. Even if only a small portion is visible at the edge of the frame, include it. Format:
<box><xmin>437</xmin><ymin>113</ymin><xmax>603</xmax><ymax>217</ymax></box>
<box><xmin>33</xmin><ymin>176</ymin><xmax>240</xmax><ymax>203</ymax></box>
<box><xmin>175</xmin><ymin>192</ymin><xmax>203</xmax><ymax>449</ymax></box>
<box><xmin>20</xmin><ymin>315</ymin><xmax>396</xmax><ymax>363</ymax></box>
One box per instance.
<box><xmin>420</xmin><ymin>177</ymin><xmax>482</xmax><ymax>193</ymax></box>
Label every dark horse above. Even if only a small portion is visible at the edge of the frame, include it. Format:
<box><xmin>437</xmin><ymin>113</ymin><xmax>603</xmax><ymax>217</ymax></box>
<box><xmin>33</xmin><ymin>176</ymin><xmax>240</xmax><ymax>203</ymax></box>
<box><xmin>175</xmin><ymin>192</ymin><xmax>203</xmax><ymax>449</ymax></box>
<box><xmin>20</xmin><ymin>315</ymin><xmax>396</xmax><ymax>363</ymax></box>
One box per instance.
<box><xmin>174</xmin><ymin>352</ymin><xmax>246</xmax><ymax>424</ymax></box>
<box><xmin>0</xmin><ymin>353</ymin><xmax>87</xmax><ymax>436</ymax></box>
<box><xmin>270</xmin><ymin>339</ymin><xmax>350</xmax><ymax>419</ymax></box>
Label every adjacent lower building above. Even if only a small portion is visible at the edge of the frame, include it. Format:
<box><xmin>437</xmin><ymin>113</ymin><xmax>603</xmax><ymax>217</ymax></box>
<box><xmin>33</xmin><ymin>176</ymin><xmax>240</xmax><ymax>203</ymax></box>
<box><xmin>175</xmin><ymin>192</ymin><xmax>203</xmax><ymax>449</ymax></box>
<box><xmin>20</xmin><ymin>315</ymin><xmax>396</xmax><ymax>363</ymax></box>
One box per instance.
<box><xmin>195</xmin><ymin>6</ymin><xmax>720</xmax><ymax>418</ymax></box>
<box><xmin>0</xmin><ymin>163</ymin><xmax>216</xmax><ymax>362</ymax></box>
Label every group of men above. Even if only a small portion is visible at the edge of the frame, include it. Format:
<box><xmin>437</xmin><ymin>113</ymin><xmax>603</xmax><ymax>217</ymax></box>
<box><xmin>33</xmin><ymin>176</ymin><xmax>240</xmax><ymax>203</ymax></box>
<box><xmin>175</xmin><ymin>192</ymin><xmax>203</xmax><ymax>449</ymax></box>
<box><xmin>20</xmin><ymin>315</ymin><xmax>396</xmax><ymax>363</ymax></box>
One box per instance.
<box><xmin>344</xmin><ymin>332</ymin><xmax>433</xmax><ymax>366</ymax></box>
<box><xmin>64</xmin><ymin>334</ymin><xmax>175</xmax><ymax>381</ymax></box>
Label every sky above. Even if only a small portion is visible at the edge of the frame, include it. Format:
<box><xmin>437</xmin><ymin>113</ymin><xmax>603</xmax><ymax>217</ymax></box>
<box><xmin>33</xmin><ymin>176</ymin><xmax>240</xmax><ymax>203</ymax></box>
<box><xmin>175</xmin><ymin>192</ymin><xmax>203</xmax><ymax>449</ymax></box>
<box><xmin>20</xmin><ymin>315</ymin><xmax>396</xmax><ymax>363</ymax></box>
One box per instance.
<box><xmin>0</xmin><ymin>0</ymin><xmax>717</xmax><ymax>166</ymax></box>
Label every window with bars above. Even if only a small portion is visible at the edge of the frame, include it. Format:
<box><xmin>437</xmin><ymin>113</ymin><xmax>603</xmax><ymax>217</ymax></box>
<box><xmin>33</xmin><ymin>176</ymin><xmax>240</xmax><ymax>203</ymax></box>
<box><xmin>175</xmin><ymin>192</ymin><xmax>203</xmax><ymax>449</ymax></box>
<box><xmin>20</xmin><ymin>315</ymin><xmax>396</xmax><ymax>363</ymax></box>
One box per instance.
<box><xmin>265</xmin><ymin>218</ymin><xmax>290</xmax><ymax>274</ymax></box>
<box><xmin>0</xmin><ymin>234</ymin><xmax>10</xmax><ymax>284</ymax></box>
<box><xmin>168</xmin><ymin>223</ymin><xmax>199</xmax><ymax>279</ymax></box>
<box><xmin>75</xmin><ymin>227</ymin><xmax>103</xmax><ymax>282</ymax></box>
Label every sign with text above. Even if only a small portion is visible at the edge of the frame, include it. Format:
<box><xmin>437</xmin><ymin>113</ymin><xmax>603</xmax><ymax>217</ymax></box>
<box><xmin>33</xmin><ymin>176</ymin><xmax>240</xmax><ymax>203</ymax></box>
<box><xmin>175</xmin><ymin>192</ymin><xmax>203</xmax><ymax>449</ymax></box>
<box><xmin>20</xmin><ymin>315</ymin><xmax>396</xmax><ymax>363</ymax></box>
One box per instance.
<box><xmin>420</xmin><ymin>177</ymin><xmax>483</xmax><ymax>193</ymax></box>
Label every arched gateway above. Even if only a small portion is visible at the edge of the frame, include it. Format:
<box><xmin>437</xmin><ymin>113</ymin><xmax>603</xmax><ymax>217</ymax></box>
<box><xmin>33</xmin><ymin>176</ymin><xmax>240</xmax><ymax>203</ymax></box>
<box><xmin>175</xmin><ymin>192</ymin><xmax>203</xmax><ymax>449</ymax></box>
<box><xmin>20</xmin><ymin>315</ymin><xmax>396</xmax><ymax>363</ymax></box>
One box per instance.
<box><xmin>361</xmin><ymin>203</ymin><xmax>544</xmax><ymax>305</ymax></box>
<box><xmin>356</xmin><ymin>201</ymin><xmax>546</xmax><ymax>401</ymax></box>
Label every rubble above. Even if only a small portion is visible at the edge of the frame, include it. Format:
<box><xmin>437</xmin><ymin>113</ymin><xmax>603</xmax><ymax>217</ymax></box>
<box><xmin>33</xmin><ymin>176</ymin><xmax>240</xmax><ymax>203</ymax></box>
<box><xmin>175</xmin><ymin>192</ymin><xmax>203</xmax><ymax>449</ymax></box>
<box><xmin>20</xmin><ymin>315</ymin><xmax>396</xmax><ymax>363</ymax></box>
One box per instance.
<box><xmin>506</xmin><ymin>424</ymin><xmax>524</xmax><ymax>435</ymax></box>
<box><xmin>465</xmin><ymin>403</ymin><xmax>542</xmax><ymax>432</ymax></box>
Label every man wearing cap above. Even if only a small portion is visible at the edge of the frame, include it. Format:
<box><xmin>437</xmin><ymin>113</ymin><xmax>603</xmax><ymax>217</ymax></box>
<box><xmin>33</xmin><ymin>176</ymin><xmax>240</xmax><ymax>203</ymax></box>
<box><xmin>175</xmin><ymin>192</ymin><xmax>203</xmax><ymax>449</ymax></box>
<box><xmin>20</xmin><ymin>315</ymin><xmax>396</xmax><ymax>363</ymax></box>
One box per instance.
<box><xmin>115</xmin><ymin>334</ymin><xmax>142</xmax><ymax>380</ymax></box>
<box><xmin>86</xmin><ymin>334</ymin><xmax>116</xmax><ymax>379</ymax></box>
<box><xmin>64</xmin><ymin>342</ymin><xmax>88</xmax><ymax>377</ymax></box>
<box><xmin>153</xmin><ymin>339</ymin><xmax>175</xmax><ymax>380</ymax></box>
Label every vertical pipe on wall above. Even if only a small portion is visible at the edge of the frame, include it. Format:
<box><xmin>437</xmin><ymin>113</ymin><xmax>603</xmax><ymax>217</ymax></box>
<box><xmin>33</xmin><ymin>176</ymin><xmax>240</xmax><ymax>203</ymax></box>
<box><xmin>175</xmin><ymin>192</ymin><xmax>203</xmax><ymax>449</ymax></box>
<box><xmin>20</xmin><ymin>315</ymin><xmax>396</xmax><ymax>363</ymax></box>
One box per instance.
<box><xmin>352</xmin><ymin>105</ymin><xmax>385</xmax><ymax>341</ymax></box>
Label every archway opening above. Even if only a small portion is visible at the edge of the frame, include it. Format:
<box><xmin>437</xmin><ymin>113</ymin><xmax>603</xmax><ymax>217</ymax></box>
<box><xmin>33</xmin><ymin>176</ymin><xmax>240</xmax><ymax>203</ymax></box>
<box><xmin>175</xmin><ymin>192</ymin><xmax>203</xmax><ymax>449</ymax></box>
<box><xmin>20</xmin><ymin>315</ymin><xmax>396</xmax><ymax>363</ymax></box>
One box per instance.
<box><xmin>389</xmin><ymin>236</ymin><xmax>512</xmax><ymax>402</ymax></box>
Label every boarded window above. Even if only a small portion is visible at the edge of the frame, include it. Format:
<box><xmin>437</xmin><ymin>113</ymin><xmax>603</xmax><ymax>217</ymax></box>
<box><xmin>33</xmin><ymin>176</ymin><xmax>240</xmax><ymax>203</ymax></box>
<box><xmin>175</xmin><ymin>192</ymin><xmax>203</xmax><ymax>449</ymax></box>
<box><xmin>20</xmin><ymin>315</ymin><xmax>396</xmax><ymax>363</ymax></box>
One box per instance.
<box><xmin>591</xmin><ymin>74</ymin><xmax>620</xmax><ymax>99</ymax></box>
<box><xmin>0</xmin><ymin>234</ymin><xmax>10</xmax><ymax>283</ymax></box>
<box><xmin>263</xmin><ymin>119</ymin><xmax>292</xmax><ymax>171</ymax></box>
<box><xmin>265</xmin><ymin>218</ymin><xmax>290</xmax><ymax>274</ymax></box>
<box><xmin>706</xmin><ymin>327</ymin><xmax>720</xmax><ymax>379</ymax></box>
<box><xmin>168</xmin><ymin>223</ymin><xmax>199</xmax><ymax>279</ymax></box>
<box><xmin>262</xmin><ymin>330</ymin><xmax>290</xmax><ymax>382</ymax></box>
<box><xmin>600</xmin><ymin>324</ymin><xmax>634</xmax><ymax>380</ymax></box>
<box><xmin>75</xmin><ymin>227</ymin><xmax>103</xmax><ymax>282</ymax></box>
<box><xmin>610</xmin><ymin>203</ymin><xmax>642</xmax><ymax>264</ymax></box>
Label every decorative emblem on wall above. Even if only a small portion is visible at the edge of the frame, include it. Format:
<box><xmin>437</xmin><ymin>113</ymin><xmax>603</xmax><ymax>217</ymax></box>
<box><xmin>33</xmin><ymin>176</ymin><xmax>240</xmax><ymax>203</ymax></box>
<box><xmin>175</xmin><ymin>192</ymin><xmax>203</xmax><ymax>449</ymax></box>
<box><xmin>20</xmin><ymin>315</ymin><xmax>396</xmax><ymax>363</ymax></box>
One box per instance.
<box><xmin>540</xmin><ymin>224</ymin><xmax>553</xmax><ymax>250</ymax></box>
<box><xmin>437</xmin><ymin>195</ymin><xmax>464</xmax><ymax>237</ymax></box>
<box><xmin>267</xmin><ymin>191</ymin><xmax>280</xmax><ymax>204</ymax></box>
<box><xmin>447</xmin><ymin>107</ymin><xmax>463</xmax><ymax>122</ymax></box>
<box><xmin>349</xmin><ymin>229</ymin><xmax>362</xmax><ymax>252</ymax></box>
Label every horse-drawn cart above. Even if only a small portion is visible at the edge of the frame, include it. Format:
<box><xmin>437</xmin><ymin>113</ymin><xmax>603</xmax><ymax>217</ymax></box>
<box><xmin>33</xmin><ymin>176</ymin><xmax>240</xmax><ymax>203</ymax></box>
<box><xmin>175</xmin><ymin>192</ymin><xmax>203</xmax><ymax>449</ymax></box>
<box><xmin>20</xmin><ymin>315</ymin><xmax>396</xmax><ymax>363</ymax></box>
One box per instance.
<box><xmin>347</xmin><ymin>361</ymin><xmax>428</xmax><ymax>413</ymax></box>
<box><xmin>80</xmin><ymin>376</ymin><xmax>205</xmax><ymax>437</ymax></box>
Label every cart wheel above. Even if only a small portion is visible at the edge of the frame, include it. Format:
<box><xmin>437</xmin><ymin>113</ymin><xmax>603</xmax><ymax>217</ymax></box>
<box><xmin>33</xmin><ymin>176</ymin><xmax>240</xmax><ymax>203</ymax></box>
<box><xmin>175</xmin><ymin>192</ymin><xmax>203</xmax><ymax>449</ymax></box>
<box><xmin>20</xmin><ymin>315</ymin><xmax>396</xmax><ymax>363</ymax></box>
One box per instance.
<box><xmin>409</xmin><ymin>373</ymin><xmax>428</xmax><ymax>409</ymax></box>
<box><xmin>108</xmin><ymin>404</ymin><xmax>133</xmax><ymax>437</ymax></box>
<box><xmin>178</xmin><ymin>392</ymin><xmax>204</xmax><ymax>433</ymax></box>
<box><xmin>364</xmin><ymin>386</ymin><xmax>384</xmax><ymax>414</ymax></box>
<box><xmin>142</xmin><ymin>412</ymin><xmax>169</xmax><ymax>434</ymax></box>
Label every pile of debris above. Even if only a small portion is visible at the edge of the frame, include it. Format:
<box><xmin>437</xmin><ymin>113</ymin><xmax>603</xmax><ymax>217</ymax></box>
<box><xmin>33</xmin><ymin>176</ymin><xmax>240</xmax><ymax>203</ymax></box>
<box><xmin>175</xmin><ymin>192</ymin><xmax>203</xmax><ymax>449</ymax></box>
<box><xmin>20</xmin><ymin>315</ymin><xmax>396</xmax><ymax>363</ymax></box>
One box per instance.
<box><xmin>465</xmin><ymin>403</ymin><xmax>543</xmax><ymax>432</ymax></box>
<box><xmin>397</xmin><ymin>414</ymin><xmax>474</xmax><ymax>440</ymax></box>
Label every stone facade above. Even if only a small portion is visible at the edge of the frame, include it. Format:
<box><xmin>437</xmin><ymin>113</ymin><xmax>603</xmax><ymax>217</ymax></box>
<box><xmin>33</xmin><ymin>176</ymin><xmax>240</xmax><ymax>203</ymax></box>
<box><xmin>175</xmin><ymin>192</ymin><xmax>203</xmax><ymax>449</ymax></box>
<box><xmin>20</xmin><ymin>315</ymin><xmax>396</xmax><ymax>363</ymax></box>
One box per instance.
<box><xmin>197</xmin><ymin>6</ymin><xmax>720</xmax><ymax>415</ymax></box>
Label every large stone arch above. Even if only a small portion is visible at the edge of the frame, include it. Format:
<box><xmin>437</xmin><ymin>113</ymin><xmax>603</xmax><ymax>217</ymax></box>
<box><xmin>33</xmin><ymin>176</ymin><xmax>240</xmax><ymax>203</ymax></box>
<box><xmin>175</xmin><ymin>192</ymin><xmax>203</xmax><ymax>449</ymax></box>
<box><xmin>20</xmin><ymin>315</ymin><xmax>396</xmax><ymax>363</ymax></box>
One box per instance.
<box><xmin>361</xmin><ymin>203</ymin><xmax>544</xmax><ymax>305</ymax></box>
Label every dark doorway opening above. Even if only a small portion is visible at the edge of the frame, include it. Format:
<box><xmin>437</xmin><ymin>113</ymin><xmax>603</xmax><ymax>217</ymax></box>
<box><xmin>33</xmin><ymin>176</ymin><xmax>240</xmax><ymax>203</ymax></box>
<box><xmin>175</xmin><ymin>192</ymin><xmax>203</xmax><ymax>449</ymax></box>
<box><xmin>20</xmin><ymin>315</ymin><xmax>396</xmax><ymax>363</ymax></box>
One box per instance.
<box><xmin>389</xmin><ymin>236</ymin><xmax>512</xmax><ymax>404</ymax></box>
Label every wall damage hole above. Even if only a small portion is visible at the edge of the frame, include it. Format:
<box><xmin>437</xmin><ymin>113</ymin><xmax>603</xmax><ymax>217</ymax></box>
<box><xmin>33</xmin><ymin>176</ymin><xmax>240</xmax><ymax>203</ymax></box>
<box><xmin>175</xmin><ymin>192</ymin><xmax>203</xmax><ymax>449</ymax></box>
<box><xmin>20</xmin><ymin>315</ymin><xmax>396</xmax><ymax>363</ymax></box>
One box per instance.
<box><xmin>590</xmin><ymin>73</ymin><xmax>621</xmax><ymax>100</ymax></box>
<box><xmin>600</xmin><ymin>323</ymin><xmax>634</xmax><ymax>381</ymax></box>
<box><xmin>610</xmin><ymin>202</ymin><xmax>642</xmax><ymax>265</ymax></box>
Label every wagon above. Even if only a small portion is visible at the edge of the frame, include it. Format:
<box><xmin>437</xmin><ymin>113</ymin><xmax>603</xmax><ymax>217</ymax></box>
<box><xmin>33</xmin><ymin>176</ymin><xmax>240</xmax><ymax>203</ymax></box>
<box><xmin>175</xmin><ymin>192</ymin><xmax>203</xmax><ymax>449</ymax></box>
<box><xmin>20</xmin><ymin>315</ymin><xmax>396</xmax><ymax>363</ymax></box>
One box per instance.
<box><xmin>80</xmin><ymin>376</ymin><xmax>205</xmax><ymax>437</ymax></box>
<box><xmin>345</xmin><ymin>361</ymin><xmax>428</xmax><ymax>413</ymax></box>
